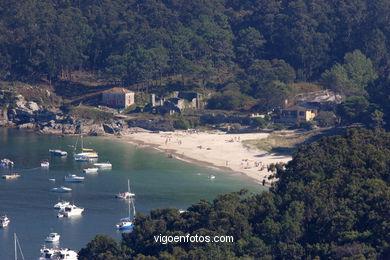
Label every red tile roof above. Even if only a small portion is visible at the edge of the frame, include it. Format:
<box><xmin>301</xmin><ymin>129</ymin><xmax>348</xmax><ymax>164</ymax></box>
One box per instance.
<box><xmin>104</xmin><ymin>87</ymin><xmax>134</xmax><ymax>94</ymax></box>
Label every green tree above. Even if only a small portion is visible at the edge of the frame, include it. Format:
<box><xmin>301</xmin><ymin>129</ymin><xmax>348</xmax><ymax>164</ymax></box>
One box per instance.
<box><xmin>321</xmin><ymin>50</ymin><xmax>377</xmax><ymax>96</ymax></box>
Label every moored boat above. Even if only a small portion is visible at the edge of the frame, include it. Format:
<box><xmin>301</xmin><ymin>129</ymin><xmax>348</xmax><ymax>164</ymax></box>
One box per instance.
<box><xmin>49</xmin><ymin>149</ymin><xmax>68</xmax><ymax>156</ymax></box>
<box><xmin>83</xmin><ymin>167</ymin><xmax>99</xmax><ymax>173</ymax></box>
<box><xmin>116</xmin><ymin>199</ymin><xmax>136</xmax><ymax>230</ymax></box>
<box><xmin>53</xmin><ymin>201</ymin><xmax>70</xmax><ymax>210</ymax></box>
<box><xmin>0</xmin><ymin>158</ymin><xmax>14</xmax><ymax>168</ymax></box>
<box><xmin>57</xmin><ymin>204</ymin><xmax>84</xmax><ymax>217</ymax></box>
<box><xmin>115</xmin><ymin>179</ymin><xmax>135</xmax><ymax>199</ymax></box>
<box><xmin>93</xmin><ymin>162</ymin><xmax>112</xmax><ymax>169</ymax></box>
<box><xmin>64</xmin><ymin>174</ymin><xmax>85</xmax><ymax>182</ymax></box>
<box><xmin>0</xmin><ymin>215</ymin><xmax>10</xmax><ymax>227</ymax></box>
<box><xmin>39</xmin><ymin>247</ymin><xmax>78</xmax><ymax>260</ymax></box>
<box><xmin>2</xmin><ymin>173</ymin><xmax>21</xmax><ymax>179</ymax></box>
<box><xmin>45</xmin><ymin>232</ymin><xmax>60</xmax><ymax>243</ymax></box>
<box><xmin>41</xmin><ymin>160</ymin><xmax>50</xmax><ymax>168</ymax></box>
<box><xmin>50</xmin><ymin>186</ymin><xmax>72</xmax><ymax>193</ymax></box>
<box><xmin>74</xmin><ymin>135</ymin><xmax>98</xmax><ymax>160</ymax></box>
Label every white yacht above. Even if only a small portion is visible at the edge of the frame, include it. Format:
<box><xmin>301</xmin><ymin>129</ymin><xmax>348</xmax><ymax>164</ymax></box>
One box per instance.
<box><xmin>39</xmin><ymin>247</ymin><xmax>78</xmax><ymax>260</ymax></box>
<box><xmin>53</xmin><ymin>201</ymin><xmax>70</xmax><ymax>210</ymax></box>
<box><xmin>115</xmin><ymin>179</ymin><xmax>135</xmax><ymax>199</ymax></box>
<box><xmin>49</xmin><ymin>149</ymin><xmax>68</xmax><ymax>156</ymax></box>
<box><xmin>50</xmin><ymin>186</ymin><xmax>72</xmax><ymax>193</ymax></box>
<box><xmin>0</xmin><ymin>215</ymin><xmax>10</xmax><ymax>227</ymax></box>
<box><xmin>93</xmin><ymin>162</ymin><xmax>112</xmax><ymax>169</ymax></box>
<box><xmin>41</xmin><ymin>160</ymin><xmax>50</xmax><ymax>168</ymax></box>
<box><xmin>208</xmin><ymin>175</ymin><xmax>216</xmax><ymax>179</ymax></box>
<box><xmin>64</xmin><ymin>174</ymin><xmax>85</xmax><ymax>182</ymax></box>
<box><xmin>45</xmin><ymin>233</ymin><xmax>60</xmax><ymax>243</ymax></box>
<box><xmin>57</xmin><ymin>204</ymin><xmax>84</xmax><ymax>217</ymax></box>
<box><xmin>83</xmin><ymin>167</ymin><xmax>99</xmax><ymax>173</ymax></box>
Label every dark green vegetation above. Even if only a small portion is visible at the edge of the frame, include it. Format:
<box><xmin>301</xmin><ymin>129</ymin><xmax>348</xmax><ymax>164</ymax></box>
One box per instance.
<box><xmin>0</xmin><ymin>0</ymin><xmax>389</xmax><ymax>129</ymax></box>
<box><xmin>78</xmin><ymin>129</ymin><xmax>390</xmax><ymax>259</ymax></box>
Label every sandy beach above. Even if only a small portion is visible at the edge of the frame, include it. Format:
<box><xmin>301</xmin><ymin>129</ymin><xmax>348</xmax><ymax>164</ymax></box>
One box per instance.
<box><xmin>118</xmin><ymin>130</ymin><xmax>292</xmax><ymax>184</ymax></box>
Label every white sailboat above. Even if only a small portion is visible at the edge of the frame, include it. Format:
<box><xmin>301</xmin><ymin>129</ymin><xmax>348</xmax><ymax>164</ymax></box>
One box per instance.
<box><xmin>14</xmin><ymin>233</ymin><xmax>25</xmax><ymax>260</ymax></box>
<box><xmin>73</xmin><ymin>135</ymin><xmax>98</xmax><ymax>160</ymax></box>
<box><xmin>115</xmin><ymin>179</ymin><xmax>135</xmax><ymax>199</ymax></box>
<box><xmin>116</xmin><ymin>198</ymin><xmax>136</xmax><ymax>230</ymax></box>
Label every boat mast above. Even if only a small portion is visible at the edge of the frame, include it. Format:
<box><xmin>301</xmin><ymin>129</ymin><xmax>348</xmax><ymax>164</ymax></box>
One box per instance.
<box><xmin>132</xmin><ymin>199</ymin><xmax>136</xmax><ymax>217</ymax></box>
<box><xmin>74</xmin><ymin>135</ymin><xmax>79</xmax><ymax>153</ymax></box>
<box><xmin>14</xmin><ymin>233</ymin><xmax>16</xmax><ymax>260</ymax></box>
<box><xmin>128</xmin><ymin>179</ymin><xmax>130</xmax><ymax>193</ymax></box>
<box><xmin>14</xmin><ymin>233</ymin><xmax>25</xmax><ymax>260</ymax></box>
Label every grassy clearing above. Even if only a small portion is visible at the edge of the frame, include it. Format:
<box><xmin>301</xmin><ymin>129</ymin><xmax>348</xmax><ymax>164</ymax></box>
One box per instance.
<box><xmin>243</xmin><ymin>129</ymin><xmax>327</xmax><ymax>155</ymax></box>
<box><xmin>69</xmin><ymin>106</ymin><xmax>114</xmax><ymax>123</ymax></box>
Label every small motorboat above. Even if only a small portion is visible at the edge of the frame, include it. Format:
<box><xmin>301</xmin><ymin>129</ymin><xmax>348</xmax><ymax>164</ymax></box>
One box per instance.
<box><xmin>83</xmin><ymin>168</ymin><xmax>99</xmax><ymax>174</ymax></box>
<box><xmin>49</xmin><ymin>149</ymin><xmax>67</xmax><ymax>156</ymax></box>
<box><xmin>50</xmin><ymin>186</ymin><xmax>72</xmax><ymax>193</ymax></box>
<box><xmin>93</xmin><ymin>162</ymin><xmax>112</xmax><ymax>169</ymax></box>
<box><xmin>53</xmin><ymin>201</ymin><xmax>70</xmax><ymax>210</ymax></box>
<box><xmin>45</xmin><ymin>232</ymin><xmax>60</xmax><ymax>243</ymax></box>
<box><xmin>2</xmin><ymin>173</ymin><xmax>21</xmax><ymax>180</ymax></box>
<box><xmin>64</xmin><ymin>174</ymin><xmax>85</xmax><ymax>182</ymax></box>
<box><xmin>0</xmin><ymin>158</ymin><xmax>14</xmax><ymax>168</ymax></box>
<box><xmin>0</xmin><ymin>215</ymin><xmax>10</xmax><ymax>227</ymax></box>
<box><xmin>48</xmin><ymin>178</ymin><xmax>56</xmax><ymax>182</ymax></box>
<box><xmin>41</xmin><ymin>160</ymin><xmax>50</xmax><ymax>168</ymax></box>
<box><xmin>208</xmin><ymin>175</ymin><xmax>216</xmax><ymax>180</ymax></box>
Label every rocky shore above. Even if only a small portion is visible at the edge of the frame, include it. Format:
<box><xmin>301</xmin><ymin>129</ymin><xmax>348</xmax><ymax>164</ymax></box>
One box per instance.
<box><xmin>0</xmin><ymin>94</ymin><xmax>177</xmax><ymax>136</ymax></box>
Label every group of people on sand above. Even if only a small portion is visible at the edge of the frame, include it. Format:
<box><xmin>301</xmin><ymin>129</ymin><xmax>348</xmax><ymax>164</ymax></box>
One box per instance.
<box><xmin>226</xmin><ymin>136</ymin><xmax>241</xmax><ymax>143</ymax></box>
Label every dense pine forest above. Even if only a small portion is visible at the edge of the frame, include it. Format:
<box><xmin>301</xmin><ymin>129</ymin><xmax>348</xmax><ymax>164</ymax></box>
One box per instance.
<box><xmin>0</xmin><ymin>0</ymin><xmax>389</xmax><ymax>126</ymax></box>
<box><xmin>0</xmin><ymin>0</ymin><xmax>388</xmax><ymax>82</ymax></box>
<box><xmin>78</xmin><ymin>129</ymin><xmax>390</xmax><ymax>259</ymax></box>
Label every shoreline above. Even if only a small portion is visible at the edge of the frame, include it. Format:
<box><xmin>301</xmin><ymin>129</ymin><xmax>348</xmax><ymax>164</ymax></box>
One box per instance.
<box><xmin>109</xmin><ymin>130</ymin><xmax>292</xmax><ymax>184</ymax></box>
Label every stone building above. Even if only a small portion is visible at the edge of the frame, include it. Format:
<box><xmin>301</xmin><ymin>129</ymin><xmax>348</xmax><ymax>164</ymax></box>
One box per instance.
<box><xmin>102</xmin><ymin>88</ymin><xmax>135</xmax><ymax>108</ymax></box>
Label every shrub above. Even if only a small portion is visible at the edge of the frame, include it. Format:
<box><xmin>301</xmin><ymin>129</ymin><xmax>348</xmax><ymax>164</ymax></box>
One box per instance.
<box><xmin>173</xmin><ymin>117</ymin><xmax>190</xmax><ymax>129</ymax></box>
<box><xmin>315</xmin><ymin>111</ymin><xmax>337</xmax><ymax>127</ymax></box>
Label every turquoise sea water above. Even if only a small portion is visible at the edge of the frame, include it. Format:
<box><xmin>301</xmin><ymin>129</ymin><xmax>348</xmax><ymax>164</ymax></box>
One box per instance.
<box><xmin>0</xmin><ymin>128</ymin><xmax>263</xmax><ymax>259</ymax></box>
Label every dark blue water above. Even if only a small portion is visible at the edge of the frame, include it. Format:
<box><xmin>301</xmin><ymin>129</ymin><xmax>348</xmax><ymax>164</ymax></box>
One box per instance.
<box><xmin>0</xmin><ymin>128</ymin><xmax>262</xmax><ymax>259</ymax></box>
